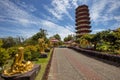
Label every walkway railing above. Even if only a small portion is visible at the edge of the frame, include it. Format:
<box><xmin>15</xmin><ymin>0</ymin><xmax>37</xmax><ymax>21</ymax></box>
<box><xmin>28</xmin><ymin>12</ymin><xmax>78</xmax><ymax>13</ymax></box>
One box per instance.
<box><xmin>68</xmin><ymin>47</ymin><xmax>120</xmax><ymax>64</ymax></box>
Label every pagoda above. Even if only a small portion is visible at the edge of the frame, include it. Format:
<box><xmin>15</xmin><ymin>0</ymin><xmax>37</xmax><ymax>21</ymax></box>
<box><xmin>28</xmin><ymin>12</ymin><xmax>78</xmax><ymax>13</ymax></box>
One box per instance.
<box><xmin>75</xmin><ymin>5</ymin><xmax>91</xmax><ymax>37</ymax></box>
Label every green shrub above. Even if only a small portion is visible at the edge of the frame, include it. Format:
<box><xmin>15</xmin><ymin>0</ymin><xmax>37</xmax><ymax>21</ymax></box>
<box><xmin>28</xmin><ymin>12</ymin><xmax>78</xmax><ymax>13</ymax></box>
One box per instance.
<box><xmin>24</xmin><ymin>45</ymin><xmax>39</xmax><ymax>61</ymax></box>
<box><xmin>31</xmin><ymin>52</ymin><xmax>40</xmax><ymax>61</ymax></box>
<box><xmin>96</xmin><ymin>42</ymin><xmax>110</xmax><ymax>51</ymax></box>
<box><xmin>7</xmin><ymin>47</ymin><xmax>18</xmax><ymax>58</ymax></box>
<box><xmin>112</xmin><ymin>49</ymin><xmax>120</xmax><ymax>55</ymax></box>
<box><xmin>24</xmin><ymin>50</ymin><xmax>32</xmax><ymax>60</ymax></box>
<box><xmin>0</xmin><ymin>48</ymin><xmax>9</xmax><ymax>67</ymax></box>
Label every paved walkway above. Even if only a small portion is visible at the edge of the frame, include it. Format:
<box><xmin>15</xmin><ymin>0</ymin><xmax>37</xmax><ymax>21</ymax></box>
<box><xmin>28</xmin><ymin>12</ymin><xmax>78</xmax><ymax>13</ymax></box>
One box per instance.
<box><xmin>48</xmin><ymin>48</ymin><xmax>120</xmax><ymax>80</ymax></box>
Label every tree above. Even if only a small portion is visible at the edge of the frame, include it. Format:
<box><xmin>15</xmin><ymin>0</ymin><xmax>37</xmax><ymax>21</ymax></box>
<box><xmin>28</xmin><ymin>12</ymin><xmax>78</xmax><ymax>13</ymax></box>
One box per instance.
<box><xmin>92</xmin><ymin>31</ymin><xmax>106</xmax><ymax>49</ymax></box>
<box><xmin>15</xmin><ymin>36</ymin><xmax>25</xmax><ymax>45</ymax></box>
<box><xmin>24</xmin><ymin>45</ymin><xmax>39</xmax><ymax>61</ymax></box>
<box><xmin>79</xmin><ymin>34</ymin><xmax>94</xmax><ymax>48</ymax></box>
<box><xmin>0</xmin><ymin>39</ymin><xmax>3</xmax><ymax>47</ymax></box>
<box><xmin>112</xmin><ymin>28</ymin><xmax>120</xmax><ymax>50</ymax></box>
<box><xmin>2</xmin><ymin>37</ymin><xmax>16</xmax><ymax>48</ymax></box>
<box><xmin>53</xmin><ymin>34</ymin><xmax>61</xmax><ymax>41</ymax></box>
<box><xmin>80</xmin><ymin>34</ymin><xmax>94</xmax><ymax>42</ymax></box>
<box><xmin>0</xmin><ymin>48</ymin><xmax>9</xmax><ymax>67</ymax></box>
<box><xmin>0</xmin><ymin>39</ymin><xmax>9</xmax><ymax>67</ymax></box>
<box><xmin>7</xmin><ymin>47</ymin><xmax>18</xmax><ymax>58</ymax></box>
<box><xmin>64</xmin><ymin>35</ymin><xmax>73</xmax><ymax>42</ymax></box>
<box><xmin>25</xmin><ymin>28</ymin><xmax>48</xmax><ymax>45</ymax></box>
<box><xmin>91</xmin><ymin>29</ymin><xmax>120</xmax><ymax>51</ymax></box>
<box><xmin>32</xmin><ymin>28</ymin><xmax>47</xmax><ymax>40</ymax></box>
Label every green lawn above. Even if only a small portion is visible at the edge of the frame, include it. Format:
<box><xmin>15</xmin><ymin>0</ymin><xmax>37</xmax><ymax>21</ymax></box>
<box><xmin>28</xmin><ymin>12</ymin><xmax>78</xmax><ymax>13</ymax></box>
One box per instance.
<box><xmin>34</xmin><ymin>49</ymin><xmax>53</xmax><ymax>80</ymax></box>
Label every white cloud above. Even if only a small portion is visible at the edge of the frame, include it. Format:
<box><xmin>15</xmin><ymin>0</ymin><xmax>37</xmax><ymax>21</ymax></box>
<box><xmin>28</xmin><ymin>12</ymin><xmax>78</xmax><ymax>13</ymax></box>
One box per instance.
<box><xmin>107</xmin><ymin>0</ymin><xmax>120</xmax><ymax>13</ymax></box>
<box><xmin>92</xmin><ymin>28</ymin><xmax>105</xmax><ymax>34</ymax></box>
<box><xmin>89</xmin><ymin>0</ymin><xmax>120</xmax><ymax>30</ymax></box>
<box><xmin>47</xmin><ymin>8</ymin><xmax>62</xmax><ymax>20</ymax></box>
<box><xmin>110</xmin><ymin>23</ymin><xmax>120</xmax><ymax>30</ymax></box>
<box><xmin>90</xmin><ymin>0</ymin><xmax>120</xmax><ymax>22</ymax></box>
<box><xmin>40</xmin><ymin>20</ymin><xmax>74</xmax><ymax>40</ymax></box>
<box><xmin>0</xmin><ymin>26</ymin><xmax>18</xmax><ymax>33</ymax></box>
<box><xmin>0</xmin><ymin>25</ymin><xmax>38</xmax><ymax>38</ymax></box>
<box><xmin>90</xmin><ymin>0</ymin><xmax>108</xmax><ymax>21</ymax></box>
<box><xmin>0</xmin><ymin>0</ymin><xmax>74</xmax><ymax>40</ymax></box>
<box><xmin>0</xmin><ymin>0</ymin><xmax>39</xmax><ymax>26</ymax></box>
<box><xmin>14</xmin><ymin>0</ymin><xmax>37</xmax><ymax>12</ymax></box>
<box><xmin>65</xmin><ymin>25</ymin><xmax>75</xmax><ymax>32</ymax></box>
<box><xmin>0</xmin><ymin>0</ymin><xmax>120</xmax><ymax>39</ymax></box>
<box><xmin>18</xmin><ymin>18</ymin><xmax>29</xmax><ymax>25</ymax></box>
<box><xmin>79</xmin><ymin>0</ymin><xmax>88</xmax><ymax>4</ymax></box>
<box><xmin>114</xmin><ymin>16</ymin><xmax>120</xmax><ymax>21</ymax></box>
<box><xmin>45</xmin><ymin>0</ymin><xmax>74</xmax><ymax>20</ymax></box>
<box><xmin>71</xmin><ymin>0</ymin><xmax>78</xmax><ymax>8</ymax></box>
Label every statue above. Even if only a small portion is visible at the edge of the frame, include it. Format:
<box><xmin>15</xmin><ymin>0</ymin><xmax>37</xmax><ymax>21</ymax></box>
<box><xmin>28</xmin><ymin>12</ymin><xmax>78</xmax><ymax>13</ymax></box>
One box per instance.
<box><xmin>45</xmin><ymin>44</ymin><xmax>50</xmax><ymax>52</ymax></box>
<box><xmin>3</xmin><ymin>47</ymin><xmax>34</xmax><ymax>76</ymax></box>
<box><xmin>38</xmin><ymin>38</ymin><xmax>48</xmax><ymax>58</ymax></box>
<box><xmin>38</xmin><ymin>38</ymin><xmax>45</xmax><ymax>54</ymax></box>
<box><xmin>47</xmin><ymin>40</ymin><xmax>52</xmax><ymax>48</ymax></box>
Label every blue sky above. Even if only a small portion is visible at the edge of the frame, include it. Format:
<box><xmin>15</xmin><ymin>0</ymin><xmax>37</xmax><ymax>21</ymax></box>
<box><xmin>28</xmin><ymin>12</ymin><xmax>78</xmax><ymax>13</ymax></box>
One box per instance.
<box><xmin>0</xmin><ymin>0</ymin><xmax>120</xmax><ymax>40</ymax></box>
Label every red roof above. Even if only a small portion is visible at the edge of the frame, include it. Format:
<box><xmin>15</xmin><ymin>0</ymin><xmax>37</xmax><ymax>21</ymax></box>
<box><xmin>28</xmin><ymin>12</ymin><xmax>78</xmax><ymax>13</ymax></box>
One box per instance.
<box><xmin>50</xmin><ymin>38</ymin><xmax>59</xmax><ymax>42</ymax></box>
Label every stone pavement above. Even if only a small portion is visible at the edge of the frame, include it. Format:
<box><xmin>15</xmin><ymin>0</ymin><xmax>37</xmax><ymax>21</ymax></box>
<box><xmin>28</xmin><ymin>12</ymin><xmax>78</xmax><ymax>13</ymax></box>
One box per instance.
<box><xmin>48</xmin><ymin>48</ymin><xmax>120</xmax><ymax>80</ymax></box>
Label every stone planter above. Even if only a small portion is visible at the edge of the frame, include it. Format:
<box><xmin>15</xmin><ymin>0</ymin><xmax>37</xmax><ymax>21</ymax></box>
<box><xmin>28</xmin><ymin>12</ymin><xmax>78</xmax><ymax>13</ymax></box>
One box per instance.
<box><xmin>1</xmin><ymin>65</ymin><xmax>41</xmax><ymax>80</ymax></box>
<box><xmin>40</xmin><ymin>53</ymin><xmax>48</xmax><ymax>58</ymax></box>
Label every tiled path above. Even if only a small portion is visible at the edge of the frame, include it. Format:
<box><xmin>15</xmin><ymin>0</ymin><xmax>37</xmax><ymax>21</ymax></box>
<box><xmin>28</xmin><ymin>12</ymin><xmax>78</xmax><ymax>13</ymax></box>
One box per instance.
<box><xmin>48</xmin><ymin>48</ymin><xmax>120</xmax><ymax>80</ymax></box>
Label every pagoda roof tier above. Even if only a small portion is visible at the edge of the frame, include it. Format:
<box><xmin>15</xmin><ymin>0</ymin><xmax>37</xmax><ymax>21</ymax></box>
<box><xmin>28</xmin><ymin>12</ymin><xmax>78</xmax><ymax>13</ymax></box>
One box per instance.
<box><xmin>75</xmin><ymin>26</ymin><xmax>91</xmax><ymax>29</ymax></box>
<box><xmin>75</xmin><ymin>21</ymin><xmax>90</xmax><ymax>26</ymax></box>
<box><xmin>76</xmin><ymin>30</ymin><xmax>91</xmax><ymax>33</ymax></box>
<box><xmin>76</xmin><ymin>5</ymin><xmax>88</xmax><ymax>10</ymax></box>
<box><xmin>76</xmin><ymin>17</ymin><xmax>90</xmax><ymax>21</ymax></box>
<box><xmin>76</xmin><ymin>11</ymin><xmax>89</xmax><ymax>15</ymax></box>
<box><xmin>76</xmin><ymin>33</ymin><xmax>89</xmax><ymax>37</ymax></box>
<box><xmin>76</xmin><ymin>11</ymin><xmax>89</xmax><ymax>14</ymax></box>
<box><xmin>76</xmin><ymin>15</ymin><xmax>89</xmax><ymax>19</ymax></box>
<box><xmin>76</xmin><ymin>24</ymin><xmax>90</xmax><ymax>27</ymax></box>
<box><xmin>76</xmin><ymin>13</ymin><xmax>89</xmax><ymax>18</ymax></box>
<box><xmin>76</xmin><ymin>18</ymin><xmax>90</xmax><ymax>22</ymax></box>
<box><xmin>76</xmin><ymin>15</ymin><xmax>89</xmax><ymax>20</ymax></box>
<box><xmin>76</xmin><ymin>9</ymin><xmax>89</xmax><ymax>14</ymax></box>
<box><xmin>76</xmin><ymin>7</ymin><xmax>88</xmax><ymax>11</ymax></box>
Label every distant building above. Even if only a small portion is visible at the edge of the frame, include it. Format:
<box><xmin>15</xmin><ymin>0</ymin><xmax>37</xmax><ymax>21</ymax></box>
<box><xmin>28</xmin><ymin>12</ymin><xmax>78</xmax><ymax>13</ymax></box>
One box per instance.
<box><xmin>49</xmin><ymin>37</ymin><xmax>59</xmax><ymax>47</ymax></box>
<box><xmin>75</xmin><ymin>5</ymin><xmax>91</xmax><ymax>38</ymax></box>
<box><xmin>49</xmin><ymin>37</ymin><xmax>59</xmax><ymax>43</ymax></box>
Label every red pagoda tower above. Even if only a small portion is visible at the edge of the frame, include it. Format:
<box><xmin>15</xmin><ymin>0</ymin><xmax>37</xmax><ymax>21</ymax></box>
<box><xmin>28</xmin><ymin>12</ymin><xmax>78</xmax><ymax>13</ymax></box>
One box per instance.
<box><xmin>75</xmin><ymin>5</ymin><xmax>91</xmax><ymax>37</ymax></box>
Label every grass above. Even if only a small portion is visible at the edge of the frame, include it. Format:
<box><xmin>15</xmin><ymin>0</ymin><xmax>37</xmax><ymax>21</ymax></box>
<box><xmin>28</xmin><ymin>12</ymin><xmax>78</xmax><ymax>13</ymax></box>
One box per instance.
<box><xmin>34</xmin><ymin>49</ymin><xmax>53</xmax><ymax>80</ymax></box>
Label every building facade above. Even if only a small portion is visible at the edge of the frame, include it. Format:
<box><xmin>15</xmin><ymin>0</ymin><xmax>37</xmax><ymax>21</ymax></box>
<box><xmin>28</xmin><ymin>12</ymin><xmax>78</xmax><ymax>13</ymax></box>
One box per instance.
<box><xmin>75</xmin><ymin>5</ymin><xmax>91</xmax><ymax>38</ymax></box>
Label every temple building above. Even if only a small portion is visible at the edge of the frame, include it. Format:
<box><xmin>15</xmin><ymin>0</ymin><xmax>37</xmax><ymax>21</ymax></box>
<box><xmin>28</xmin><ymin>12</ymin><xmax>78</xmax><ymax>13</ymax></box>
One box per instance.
<box><xmin>75</xmin><ymin>5</ymin><xmax>91</xmax><ymax>38</ymax></box>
